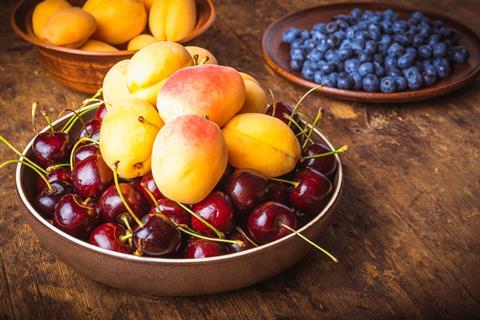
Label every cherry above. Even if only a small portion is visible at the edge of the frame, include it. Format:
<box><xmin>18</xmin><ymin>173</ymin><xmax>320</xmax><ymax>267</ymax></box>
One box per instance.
<box><xmin>151</xmin><ymin>197</ymin><xmax>190</xmax><ymax>225</ymax></box>
<box><xmin>185</xmin><ymin>239</ymin><xmax>226</xmax><ymax>258</ymax></box>
<box><xmin>227</xmin><ymin>228</ymin><xmax>256</xmax><ymax>253</ymax></box>
<box><xmin>78</xmin><ymin>119</ymin><xmax>101</xmax><ymax>142</ymax></box>
<box><xmin>72</xmin><ymin>154</ymin><xmax>113</xmax><ymax>198</ymax></box>
<box><xmin>139</xmin><ymin>172</ymin><xmax>163</xmax><ymax>206</ymax></box>
<box><xmin>72</xmin><ymin>144</ymin><xmax>100</xmax><ymax>165</ymax></box>
<box><xmin>289</xmin><ymin>168</ymin><xmax>332</xmax><ymax>215</ymax></box>
<box><xmin>35</xmin><ymin>167</ymin><xmax>71</xmax><ymax>193</ymax></box>
<box><xmin>89</xmin><ymin>223</ymin><xmax>131</xmax><ymax>253</ymax></box>
<box><xmin>266</xmin><ymin>102</ymin><xmax>300</xmax><ymax>132</ymax></box>
<box><xmin>32</xmin><ymin>132</ymin><xmax>70</xmax><ymax>167</ymax></box>
<box><xmin>94</xmin><ymin>103</ymin><xmax>108</xmax><ymax>122</ymax></box>
<box><xmin>225</xmin><ymin>169</ymin><xmax>268</xmax><ymax>218</ymax></box>
<box><xmin>267</xmin><ymin>180</ymin><xmax>291</xmax><ymax>205</ymax></box>
<box><xmin>215</xmin><ymin>165</ymin><xmax>233</xmax><ymax>191</ymax></box>
<box><xmin>132</xmin><ymin>213</ymin><xmax>181</xmax><ymax>256</ymax></box>
<box><xmin>191</xmin><ymin>191</ymin><xmax>235</xmax><ymax>236</ymax></box>
<box><xmin>53</xmin><ymin>194</ymin><xmax>99</xmax><ymax>239</ymax></box>
<box><xmin>300</xmin><ymin>143</ymin><xmax>337</xmax><ymax>176</ymax></box>
<box><xmin>247</xmin><ymin>201</ymin><xmax>297</xmax><ymax>244</ymax></box>
<box><xmin>35</xmin><ymin>180</ymin><xmax>72</xmax><ymax>218</ymax></box>
<box><xmin>98</xmin><ymin>183</ymin><xmax>147</xmax><ymax>223</ymax></box>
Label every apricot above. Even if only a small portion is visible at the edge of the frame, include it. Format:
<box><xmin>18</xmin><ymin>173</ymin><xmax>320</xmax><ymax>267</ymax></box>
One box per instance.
<box><xmin>157</xmin><ymin>65</ymin><xmax>246</xmax><ymax>126</ymax></box>
<box><xmin>142</xmin><ymin>0</ymin><xmax>154</xmax><ymax>10</ymax></box>
<box><xmin>151</xmin><ymin>115</ymin><xmax>228</xmax><ymax>204</ymax></box>
<box><xmin>185</xmin><ymin>46</ymin><xmax>218</xmax><ymax>65</ymax></box>
<box><xmin>102</xmin><ymin>60</ymin><xmax>131</xmax><ymax>108</ymax></box>
<box><xmin>237</xmin><ymin>72</ymin><xmax>267</xmax><ymax>114</ymax></box>
<box><xmin>99</xmin><ymin>98</ymin><xmax>163</xmax><ymax>179</ymax></box>
<box><xmin>32</xmin><ymin>0</ymin><xmax>71</xmax><ymax>37</ymax></box>
<box><xmin>126</xmin><ymin>42</ymin><xmax>193</xmax><ymax>105</ymax></box>
<box><xmin>222</xmin><ymin>113</ymin><xmax>301</xmax><ymax>177</ymax></box>
<box><xmin>39</xmin><ymin>7</ymin><xmax>97</xmax><ymax>48</ymax></box>
<box><xmin>127</xmin><ymin>34</ymin><xmax>158</xmax><ymax>51</ymax></box>
<box><xmin>83</xmin><ymin>0</ymin><xmax>147</xmax><ymax>45</ymax></box>
<box><xmin>80</xmin><ymin>39</ymin><xmax>119</xmax><ymax>52</ymax></box>
<box><xmin>149</xmin><ymin>0</ymin><xmax>196</xmax><ymax>42</ymax></box>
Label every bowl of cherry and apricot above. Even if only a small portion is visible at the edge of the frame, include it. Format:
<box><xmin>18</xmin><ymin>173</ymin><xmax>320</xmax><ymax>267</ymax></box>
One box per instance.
<box><xmin>8</xmin><ymin>99</ymin><xmax>345</xmax><ymax>296</ymax></box>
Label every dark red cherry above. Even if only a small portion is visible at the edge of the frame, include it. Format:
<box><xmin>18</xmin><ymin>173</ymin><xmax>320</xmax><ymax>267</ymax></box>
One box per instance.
<box><xmin>139</xmin><ymin>172</ymin><xmax>163</xmax><ymax>205</ymax></box>
<box><xmin>289</xmin><ymin>168</ymin><xmax>332</xmax><ymax>215</ymax></box>
<box><xmin>191</xmin><ymin>191</ymin><xmax>235</xmax><ymax>236</ymax></box>
<box><xmin>300</xmin><ymin>143</ymin><xmax>337</xmax><ymax>176</ymax></box>
<box><xmin>215</xmin><ymin>165</ymin><xmax>233</xmax><ymax>191</ymax></box>
<box><xmin>266</xmin><ymin>102</ymin><xmax>299</xmax><ymax>132</ymax></box>
<box><xmin>72</xmin><ymin>154</ymin><xmax>113</xmax><ymax>198</ymax></box>
<box><xmin>151</xmin><ymin>198</ymin><xmax>190</xmax><ymax>226</ymax></box>
<box><xmin>98</xmin><ymin>183</ymin><xmax>147</xmax><ymax>223</ymax></box>
<box><xmin>267</xmin><ymin>181</ymin><xmax>291</xmax><ymax>205</ymax></box>
<box><xmin>247</xmin><ymin>201</ymin><xmax>297</xmax><ymax>244</ymax></box>
<box><xmin>35</xmin><ymin>180</ymin><xmax>72</xmax><ymax>218</ymax></box>
<box><xmin>35</xmin><ymin>167</ymin><xmax>71</xmax><ymax>193</ymax></box>
<box><xmin>133</xmin><ymin>213</ymin><xmax>181</xmax><ymax>256</ymax></box>
<box><xmin>53</xmin><ymin>194</ymin><xmax>99</xmax><ymax>239</ymax></box>
<box><xmin>227</xmin><ymin>229</ymin><xmax>255</xmax><ymax>253</ymax></box>
<box><xmin>95</xmin><ymin>103</ymin><xmax>108</xmax><ymax>122</ymax></box>
<box><xmin>78</xmin><ymin>119</ymin><xmax>101</xmax><ymax>142</ymax></box>
<box><xmin>72</xmin><ymin>144</ymin><xmax>100</xmax><ymax>165</ymax></box>
<box><xmin>225</xmin><ymin>169</ymin><xmax>268</xmax><ymax>218</ymax></box>
<box><xmin>32</xmin><ymin>132</ymin><xmax>70</xmax><ymax>167</ymax></box>
<box><xmin>89</xmin><ymin>223</ymin><xmax>131</xmax><ymax>253</ymax></box>
<box><xmin>185</xmin><ymin>239</ymin><xmax>226</xmax><ymax>258</ymax></box>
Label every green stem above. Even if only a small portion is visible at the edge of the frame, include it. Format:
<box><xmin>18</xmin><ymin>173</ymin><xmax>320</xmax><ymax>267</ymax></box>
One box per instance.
<box><xmin>31</xmin><ymin>102</ymin><xmax>38</xmax><ymax>132</ymax></box>
<box><xmin>302</xmin><ymin>145</ymin><xmax>349</xmax><ymax>160</ymax></box>
<box><xmin>119</xmin><ymin>233</ymin><xmax>133</xmax><ymax>242</ymax></box>
<box><xmin>119</xmin><ymin>214</ymin><xmax>133</xmax><ymax>231</ymax></box>
<box><xmin>269</xmin><ymin>177</ymin><xmax>299</xmax><ymax>188</ymax></box>
<box><xmin>142</xmin><ymin>187</ymin><xmax>160</xmax><ymax>209</ymax></box>
<box><xmin>301</xmin><ymin>108</ymin><xmax>323</xmax><ymax>150</ymax></box>
<box><xmin>40</xmin><ymin>108</ymin><xmax>55</xmax><ymax>133</ymax></box>
<box><xmin>0</xmin><ymin>160</ymin><xmax>53</xmax><ymax>192</ymax></box>
<box><xmin>177</xmin><ymin>225</ymin><xmax>244</xmax><ymax>247</ymax></box>
<box><xmin>235</xmin><ymin>226</ymin><xmax>258</xmax><ymax>247</ymax></box>
<box><xmin>69</xmin><ymin>138</ymin><xmax>99</xmax><ymax>171</ymax></box>
<box><xmin>46</xmin><ymin>163</ymin><xmax>70</xmax><ymax>172</ymax></box>
<box><xmin>0</xmin><ymin>135</ymin><xmax>47</xmax><ymax>175</ymax></box>
<box><xmin>175</xmin><ymin>201</ymin><xmax>225</xmax><ymax>239</ymax></box>
<box><xmin>61</xmin><ymin>102</ymin><xmax>102</xmax><ymax>133</ymax></box>
<box><xmin>288</xmin><ymin>84</ymin><xmax>323</xmax><ymax>127</ymax></box>
<box><xmin>113</xmin><ymin>162</ymin><xmax>143</xmax><ymax>227</ymax></box>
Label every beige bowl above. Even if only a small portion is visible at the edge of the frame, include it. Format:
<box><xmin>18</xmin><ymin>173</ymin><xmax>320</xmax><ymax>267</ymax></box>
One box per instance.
<box><xmin>15</xmin><ymin>110</ymin><xmax>343</xmax><ymax>296</ymax></box>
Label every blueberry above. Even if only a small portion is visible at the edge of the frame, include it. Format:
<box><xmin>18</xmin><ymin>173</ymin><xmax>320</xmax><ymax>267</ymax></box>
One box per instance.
<box><xmin>362</xmin><ymin>74</ymin><xmax>380</xmax><ymax>92</ymax></box>
<box><xmin>300</xmin><ymin>30</ymin><xmax>310</xmax><ymax>40</ymax></box>
<box><xmin>428</xmin><ymin>34</ymin><xmax>441</xmax><ymax>45</ymax></box>
<box><xmin>392</xmin><ymin>20</ymin><xmax>407</xmax><ymax>34</ymax></box>
<box><xmin>282</xmin><ymin>27</ymin><xmax>300</xmax><ymax>43</ymax></box>
<box><xmin>321</xmin><ymin>62</ymin><xmax>335</xmax><ymax>74</ymax></box>
<box><xmin>337</xmin><ymin>47</ymin><xmax>352</xmax><ymax>60</ymax></box>
<box><xmin>418</xmin><ymin>45</ymin><xmax>432</xmax><ymax>59</ymax></box>
<box><xmin>323</xmin><ymin>73</ymin><xmax>338</xmax><ymax>87</ymax></box>
<box><xmin>411</xmin><ymin>11</ymin><xmax>426</xmax><ymax>23</ymax></box>
<box><xmin>365</xmin><ymin>40</ymin><xmax>377</xmax><ymax>54</ymax></box>
<box><xmin>344</xmin><ymin>59</ymin><xmax>360</xmax><ymax>73</ymax></box>
<box><xmin>403</xmin><ymin>66</ymin><xmax>424</xmax><ymax>90</ymax></box>
<box><xmin>301</xmin><ymin>65</ymin><xmax>315</xmax><ymax>80</ymax></box>
<box><xmin>337</xmin><ymin>74</ymin><xmax>354</xmax><ymax>89</ymax></box>
<box><xmin>388</xmin><ymin>43</ymin><xmax>405</xmax><ymax>57</ymax></box>
<box><xmin>422</xmin><ymin>60</ymin><xmax>437</xmax><ymax>76</ymax></box>
<box><xmin>373</xmin><ymin>53</ymin><xmax>384</xmax><ymax>64</ymax></box>
<box><xmin>369</xmin><ymin>30</ymin><xmax>382</xmax><ymax>41</ymax></box>
<box><xmin>383</xmin><ymin>9</ymin><xmax>397</xmax><ymax>21</ymax></box>
<box><xmin>326</xmin><ymin>21</ymin><xmax>339</xmax><ymax>33</ymax></box>
<box><xmin>439</xmin><ymin>27</ymin><xmax>451</xmax><ymax>37</ymax></box>
<box><xmin>325</xmin><ymin>50</ymin><xmax>336</xmax><ymax>61</ymax></box>
<box><xmin>433</xmin><ymin>58</ymin><xmax>451</xmax><ymax>78</ymax></box>
<box><xmin>406</xmin><ymin>47</ymin><xmax>417</xmax><ymax>58</ymax></box>
<box><xmin>346</xmin><ymin>27</ymin><xmax>356</xmax><ymax>39</ymax></box>
<box><xmin>351</xmin><ymin>39</ymin><xmax>365</xmax><ymax>51</ymax></box>
<box><xmin>380</xmin><ymin>34</ymin><xmax>392</xmax><ymax>45</ymax></box>
<box><xmin>351</xmin><ymin>8</ymin><xmax>362</xmax><ymax>20</ymax></box>
<box><xmin>393</xmin><ymin>76</ymin><xmax>407</xmax><ymax>91</ymax></box>
<box><xmin>290</xmin><ymin>59</ymin><xmax>303</xmax><ymax>71</ymax></box>
<box><xmin>417</xmin><ymin>22</ymin><xmax>431</xmax><ymax>38</ymax></box>
<box><xmin>311</xmin><ymin>30</ymin><xmax>327</xmax><ymax>41</ymax></box>
<box><xmin>385</xmin><ymin>55</ymin><xmax>398</xmax><ymax>71</ymax></box>
<box><xmin>355</xmin><ymin>31</ymin><xmax>369</xmax><ymax>42</ymax></box>
<box><xmin>373</xmin><ymin>61</ymin><xmax>385</xmax><ymax>77</ymax></box>
<box><xmin>312</xmin><ymin>23</ymin><xmax>327</xmax><ymax>33</ymax></box>
<box><xmin>394</xmin><ymin>34</ymin><xmax>411</xmax><ymax>46</ymax></box>
<box><xmin>452</xmin><ymin>46</ymin><xmax>469</xmax><ymax>63</ymax></box>
<box><xmin>327</xmin><ymin>35</ymin><xmax>340</xmax><ymax>47</ymax></box>
<box><xmin>350</xmin><ymin>72</ymin><xmax>363</xmax><ymax>90</ymax></box>
<box><xmin>412</xmin><ymin>35</ymin><xmax>425</xmax><ymax>47</ymax></box>
<box><xmin>304</xmin><ymin>39</ymin><xmax>317</xmax><ymax>50</ymax></box>
<box><xmin>307</xmin><ymin>49</ymin><xmax>323</xmax><ymax>61</ymax></box>
<box><xmin>397</xmin><ymin>53</ymin><xmax>415</xmax><ymax>69</ymax></box>
<box><xmin>314</xmin><ymin>71</ymin><xmax>324</xmax><ymax>84</ymax></box>
<box><xmin>433</xmin><ymin>42</ymin><xmax>447</xmax><ymax>58</ymax></box>
<box><xmin>358</xmin><ymin>62</ymin><xmax>374</xmax><ymax>76</ymax></box>
<box><xmin>380</xmin><ymin>76</ymin><xmax>397</xmax><ymax>93</ymax></box>
<box><xmin>291</xmin><ymin>39</ymin><xmax>303</xmax><ymax>49</ymax></box>
<box><xmin>423</xmin><ymin>73</ymin><xmax>437</xmax><ymax>86</ymax></box>
<box><xmin>357</xmin><ymin>52</ymin><xmax>372</xmax><ymax>63</ymax></box>
<box><xmin>316</xmin><ymin>40</ymin><xmax>329</xmax><ymax>52</ymax></box>
<box><xmin>291</xmin><ymin>52</ymin><xmax>304</xmax><ymax>62</ymax></box>
<box><xmin>389</xmin><ymin>69</ymin><xmax>402</xmax><ymax>77</ymax></box>
<box><xmin>380</xmin><ymin>20</ymin><xmax>392</xmax><ymax>34</ymax></box>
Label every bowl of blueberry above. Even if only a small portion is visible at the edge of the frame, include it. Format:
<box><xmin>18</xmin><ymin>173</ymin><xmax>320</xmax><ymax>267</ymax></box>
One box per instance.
<box><xmin>262</xmin><ymin>2</ymin><xmax>480</xmax><ymax>102</ymax></box>
<box><xmin>5</xmin><ymin>90</ymin><xmax>345</xmax><ymax>296</ymax></box>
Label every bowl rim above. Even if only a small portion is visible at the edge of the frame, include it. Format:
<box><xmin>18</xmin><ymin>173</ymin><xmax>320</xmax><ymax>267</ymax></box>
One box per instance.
<box><xmin>10</xmin><ymin>0</ymin><xmax>216</xmax><ymax>56</ymax></box>
<box><xmin>15</xmin><ymin>109</ymin><xmax>343</xmax><ymax>265</ymax></box>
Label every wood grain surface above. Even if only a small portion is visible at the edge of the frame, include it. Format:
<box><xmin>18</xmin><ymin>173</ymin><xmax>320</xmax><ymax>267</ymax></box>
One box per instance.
<box><xmin>0</xmin><ymin>0</ymin><xmax>479</xmax><ymax>319</ymax></box>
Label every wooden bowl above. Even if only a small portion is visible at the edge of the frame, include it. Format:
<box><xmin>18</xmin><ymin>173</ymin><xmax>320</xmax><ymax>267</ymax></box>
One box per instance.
<box><xmin>10</xmin><ymin>0</ymin><xmax>216</xmax><ymax>94</ymax></box>
<box><xmin>15</xmin><ymin>110</ymin><xmax>343</xmax><ymax>296</ymax></box>
<box><xmin>262</xmin><ymin>2</ymin><xmax>480</xmax><ymax>103</ymax></box>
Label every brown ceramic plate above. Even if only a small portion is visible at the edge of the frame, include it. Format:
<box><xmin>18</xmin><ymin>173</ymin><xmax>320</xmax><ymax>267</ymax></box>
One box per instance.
<box><xmin>15</xmin><ymin>109</ymin><xmax>343</xmax><ymax>296</ymax></box>
<box><xmin>11</xmin><ymin>0</ymin><xmax>216</xmax><ymax>94</ymax></box>
<box><xmin>262</xmin><ymin>2</ymin><xmax>480</xmax><ymax>103</ymax></box>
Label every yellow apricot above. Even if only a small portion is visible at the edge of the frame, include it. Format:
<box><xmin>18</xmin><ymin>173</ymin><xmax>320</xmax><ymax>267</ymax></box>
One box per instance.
<box><xmin>222</xmin><ymin>113</ymin><xmax>301</xmax><ymax>177</ymax></box>
<box><xmin>39</xmin><ymin>7</ymin><xmax>97</xmax><ymax>48</ymax></box>
<box><xmin>80</xmin><ymin>39</ymin><xmax>119</xmax><ymax>52</ymax></box>
<box><xmin>102</xmin><ymin>60</ymin><xmax>131</xmax><ymax>108</ymax></box>
<box><xmin>142</xmin><ymin>0</ymin><xmax>154</xmax><ymax>10</ymax></box>
<box><xmin>127</xmin><ymin>34</ymin><xmax>158</xmax><ymax>51</ymax></box>
<box><xmin>149</xmin><ymin>0</ymin><xmax>196</xmax><ymax>42</ymax></box>
<box><xmin>185</xmin><ymin>46</ymin><xmax>218</xmax><ymax>65</ymax></box>
<box><xmin>126</xmin><ymin>41</ymin><xmax>193</xmax><ymax>105</ymax></box>
<box><xmin>99</xmin><ymin>98</ymin><xmax>163</xmax><ymax>179</ymax></box>
<box><xmin>83</xmin><ymin>0</ymin><xmax>147</xmax><ymax>45</ymax></box>
<box><xmin>237</xmin><ymin>73</ymin><xmax>267</xmax><ymax>114</ymax></box>
<box><xmin>32</xmin><ymin>0</ymin><xmax>71</xmax><ymax>37</ymax></box>
<box><xmin>151</xmin><ymin>115</ymin><xmax>228</xmax><ymax>204</ymax></box>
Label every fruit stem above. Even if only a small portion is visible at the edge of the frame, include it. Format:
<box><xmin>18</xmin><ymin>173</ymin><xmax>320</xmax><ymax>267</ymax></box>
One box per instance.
<box><xmin>137</xmin><ymin>116</ymin><xmax>161</xmax><ymax>130</ymax></box>
<box><xmin>288</xmin><ymin>84</ymin><xmax>323</xmax><ymax>127</ymax></box>
<box><xmin>199</xmin><ymin>56</ymin><xmax>210</xmax><ymax>65</ymax></box>
<box><xmin>46</xmin><ymin>163</ymin><xmax>70</xmax><ymax>172</ymax></box>
<box><xmin>302</xmin><ymin>145</ymin><xmax>349</xmax><ymax>160</ymax></box>
<box><xmin>31</xmin><ymin>102</ymin><xmax>38</xmax><ymax>133</ymax></box>
<box><xmin>119</xmin><ymin>232</ymin><xmax>133</xmax><ymax>242</ymax></box>
<box><xmin>175</xmin><ymin>201</ymin><xmax>225</xmax><ymax>239</ymax></box>
<box><xmin>177</xmin><ymin>224</ymin><xmax>245</xmax><ymax>248</ymax></box>
<box><xmin>280</xmin><ymin>223</ymin><xmax>338</xmax><ymax>263</ymax></box>
<box><xmin>0</xmin><ymin>159</ymin><xmax>54</xmax><ymax>192</ymax></box>
<box><xmin>301</xmin><ymin>108</ymin><xmax>323</xmax><ymax>150</ymax></box>
<box><xmin>40</xmin><ymin>107</ymin><xmax>55</xmax><ymax>133</ymax></box>
<box><xmin>61</xmin><ymin>102</ymin><xmax>103</xmax><ymax>133</ymax></box>
<box><xmin>113</xmin><ymin>162</ymin><xmax>144</xmax><ymax>228</ymax></box>
<box><xmin>192</xmin><ymin>54</ymin><xmax>199</xmax><ymax>65</ymax></box>
<box><xmin>0</xmin><ymin>135</ymin><xmax>48</xmax><ymax>175</ymax></box>
<box><xmin>69</xmin><ymin>138</ymin><xmax>99</xmax><ymax>171</ymax></box>
<box><xmin>83</xmin><ymin>197</ymin><xmax>92</xmax><ymax>205</ymax></box>
<box><xmin>269</xmin><ymin>177</ymin><xmax>299</xmax><ymax>188</ymax></box>
<box><xmin>235</xmin><ymin>226</ymin><xmax>258</xmax><ymax>247</ymax></box>
<box><xmin>268</xmin><ymin>88</ymin><xmax>276</xmax><ymax>107</ymax></box>
<box><xmin>119</xmin><ymin>214</ymin><xmax>133</xmax><ymax>231</ymax></box>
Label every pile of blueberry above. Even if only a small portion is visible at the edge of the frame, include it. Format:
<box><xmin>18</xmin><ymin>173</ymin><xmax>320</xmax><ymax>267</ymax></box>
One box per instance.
<box><xmin>282</xmin><ymin>8</ymin><xmax>469</xmax><ymax>93</ymax></box>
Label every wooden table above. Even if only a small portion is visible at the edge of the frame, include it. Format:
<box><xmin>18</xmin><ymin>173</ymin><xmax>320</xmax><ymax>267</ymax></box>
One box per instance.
<box><xmin>1</xmin><ymin>0</ymin><xmax>479</xmax><ymax>319</ymax></box>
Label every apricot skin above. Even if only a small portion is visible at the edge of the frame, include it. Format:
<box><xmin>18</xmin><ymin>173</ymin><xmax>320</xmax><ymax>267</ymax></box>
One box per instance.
<box><xmin>32</xmin><ymin>0</ymin><xmax>71</xmax><ymax>38</ymax></box>
<box><xmin>185</xmin><ymin>46</ymin><xmax>218</xmax><ymax>65</ymax></box>
<box><xmin>102</xmin><ymin>60</ymin><xmax>131</xmax><ymax>108</ymax></box>
<box><xmin>80</xmin><ymin>39</ymin><xmax>118</xmax><ymax>52</ymax></box>
<box><xmin>222</xmin><ymin>113</ymin><xmax>301</xmax><ymax>177</ymax></box>
<box><xmin>127</xmin><ymin>34</ymin><xmax>158</xmax><ymax>51</ymax></box>
<box><xmin>149</xmin><ymin>0</ymin><xmax>196</xmax><ymax>42</ymax></box>
<box><xmin>237</xmin><ymin>73</ymin><xmax>267</xmax><ymax>114</ymax></box>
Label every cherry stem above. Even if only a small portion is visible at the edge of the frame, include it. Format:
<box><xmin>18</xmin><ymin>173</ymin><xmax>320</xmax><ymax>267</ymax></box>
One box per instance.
<box><xmin>113</xmin><ymin>162</ymin><xmax>144</xmax><ymax>227</ymax></box>
<box><xmin>69</xmin><ymin>137</ymin><xmax>99</xmax><ymax>171</ymax></box>
<box><xmin>301</xmin><ymin>108</ymin><xmax>323</xmax><ymax>150</ymax></box>
<box><xmin>0</xmin><ymin>135</ymin><xmax>48</xmax><ymax>175</ymax></box>
<box><xmin>192</xmin><ymin>54</ymin><xmax>199</xmax><ymax>65</ymax></box>
<box><xmin>83</xmin><ymin>197</ymin><xmax>92</xmax><ymax>205</ymax></box>
<box><xmin>137</xmin><ymin>116</ymin><xmax>160</xmax><ymax>130</ymax></box>
<box><xmin>176</xmin><ymin>224</ymin><xmax>245</xmax><ymax>248</ymax></box>
<box><xmin>60</xmin><ymin>109</ymin><xmax>88</xmax><ymax>131</ymax></box>
<box><xmin>269</xmin><ymin>177</ymin><xmax>299</xmax><ymax>188</ymax></box>
<box><xmin>61</xmin><ymin>102</ymin><xmax>102</xmax><ymax>133</ymax></box>
<box><xmin>0</xmin><ymin>160</ymin><xmax>53</xmax><ymax>192</ymax></box>
<box><xmin>119</xmin><ymin>233</ymin><xmax>133</xmax><ymax>242</ymax></box>
<box><xmin>199</xmin><ymin>56</ymin><xmax>210</xmax><ymax>65</ymax></box>
<box><xmin>175</xmin><ymin>201</ymin><xmax>225</xmax><ymax>239</ymax></box>
<box><xmin>280</xmin><ymin>223</ymin><xmax>338</xmax><ymax>263</ymax></box>
<box><xmin>119</xmin><ymin>214</ymin><xmax>132</xmax><ymax>231</ymax></box>
<box><xmin>46</xmin><ymin>163</ymin><xmax>70</xmax><ymax>172</ymax></box>
<box><xmin>268</xmin><ymin>88</ymin><xmax>276</xmax><ymax>107</ymax></box>
<box><xmin>302</xmin><ymin>145</ymin><xmax>349</xmax><ymax>160</ymax></box>
<box><xmin>235</xmin><ymin>226</ymin><xmax>258</xmax><ymax>247</ymax></box>
<box><xmin>289</xmin><ymin>85</ymin><xmax>323</xmax><ymax>127</ymax></box>
<box><xmin>142</xmin><ymin>186</ymin><xmax>160</xmax><ymax>209</ymax></box>
<box><xmin>40</xmin><ymin>107</ymin><xmax>55</xmax><ymax>133</ymax></box>
<box><xmin>31</xmin><ymin>102</ymin><xmax>38</xmax><ymax>133</ymax></box>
